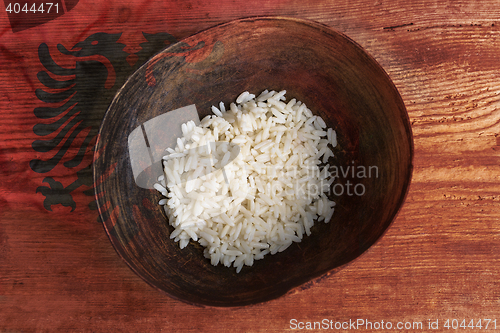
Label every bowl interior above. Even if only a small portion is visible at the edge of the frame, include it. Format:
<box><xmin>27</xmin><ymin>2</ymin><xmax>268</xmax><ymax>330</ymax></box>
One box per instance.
<box><xmin>94</xmin><ymin>17</ymin><xmax>413</xmax><ymax>307</ymax></box>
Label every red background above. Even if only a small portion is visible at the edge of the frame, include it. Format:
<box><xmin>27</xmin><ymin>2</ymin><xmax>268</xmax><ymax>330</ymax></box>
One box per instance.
<box><xmin>1</xmin><ymin>0</ymin><xmax>499</xmax><ymax>331</ymax></box>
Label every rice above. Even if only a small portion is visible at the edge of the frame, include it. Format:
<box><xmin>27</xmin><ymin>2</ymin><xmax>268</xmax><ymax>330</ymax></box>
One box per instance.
<box><xmin>156</xmin><ymin>90</ymin><xmax>337</xmax><ymax>273</ymax></box>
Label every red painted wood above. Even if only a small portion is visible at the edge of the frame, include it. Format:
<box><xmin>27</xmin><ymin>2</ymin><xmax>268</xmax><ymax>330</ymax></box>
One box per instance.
<box><xmin>1</xmin><ymin>0</ymin><xmax>499</xmax><ymax>331</ymax></box>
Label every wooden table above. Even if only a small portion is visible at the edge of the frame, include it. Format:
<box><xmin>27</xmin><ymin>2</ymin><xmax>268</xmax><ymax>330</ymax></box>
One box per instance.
<box><xmin>1</xmin><ymin>0</ymin><xmax>499</xmax><ymax>331</ymax></box>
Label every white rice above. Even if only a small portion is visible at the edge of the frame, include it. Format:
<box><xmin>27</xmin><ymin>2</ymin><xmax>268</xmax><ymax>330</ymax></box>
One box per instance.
<box><xmin>156</xmin><ymin>90</ymin><xmax>337</xmax><ymax>273</ymax></box>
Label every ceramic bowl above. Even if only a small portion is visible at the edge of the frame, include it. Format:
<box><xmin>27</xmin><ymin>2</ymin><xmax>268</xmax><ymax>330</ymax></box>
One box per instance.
<box><xmin>94</xmin><ymin>16</ymin><xmax>413</xmax><ymax>307</ymax></box>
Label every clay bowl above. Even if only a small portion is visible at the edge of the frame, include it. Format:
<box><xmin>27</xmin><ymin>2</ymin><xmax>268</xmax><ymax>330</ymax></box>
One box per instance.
<box><xmin>94</xmin><ymin>17</ymin><xmax>413</xmax><ymax>307</ymax></box>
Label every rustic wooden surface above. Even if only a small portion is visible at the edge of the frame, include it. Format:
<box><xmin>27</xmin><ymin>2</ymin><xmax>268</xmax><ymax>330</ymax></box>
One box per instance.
<box><xmin>1</xmin><ymin>0</ymin><xmax>499</xmax><ymax>332</ymax></box>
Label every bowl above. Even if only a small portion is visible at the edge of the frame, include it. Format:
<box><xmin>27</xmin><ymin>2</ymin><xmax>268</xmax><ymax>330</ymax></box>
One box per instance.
<box><xmin>93</xmin><ymin>16</ymin><xmax>413</xmax><ymax>307</ymax></box>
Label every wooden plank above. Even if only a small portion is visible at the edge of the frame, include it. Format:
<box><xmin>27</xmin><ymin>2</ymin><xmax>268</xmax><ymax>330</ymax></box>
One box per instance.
<box><xmin>0</xmin><ymin>0</ymin><xmax>499</xmax><ymax>331</ymax></box>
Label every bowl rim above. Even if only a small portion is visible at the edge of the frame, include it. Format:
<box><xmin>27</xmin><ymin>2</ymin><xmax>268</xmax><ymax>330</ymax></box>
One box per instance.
<box><xmin>93</xmin><ymin>15</ymin><xmax>415</xmax><ymax>308</ymax></box>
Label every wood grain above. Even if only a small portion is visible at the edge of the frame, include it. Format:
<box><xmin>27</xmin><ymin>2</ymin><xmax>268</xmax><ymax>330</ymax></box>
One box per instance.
<box><xmin>0</xmin><ymin>0</ymin><xmax>499</xmax><ymax>331</ymax></box>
